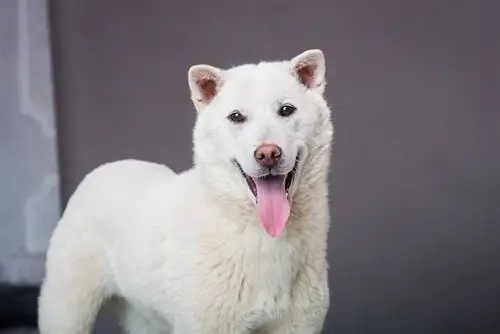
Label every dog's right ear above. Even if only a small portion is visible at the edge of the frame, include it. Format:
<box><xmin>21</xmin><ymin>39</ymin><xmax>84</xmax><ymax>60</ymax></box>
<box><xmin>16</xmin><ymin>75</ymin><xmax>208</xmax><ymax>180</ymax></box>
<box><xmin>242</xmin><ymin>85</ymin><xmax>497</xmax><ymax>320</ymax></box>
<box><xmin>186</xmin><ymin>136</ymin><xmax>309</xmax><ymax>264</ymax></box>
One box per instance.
<box><xmin>188</xmin><ymin>64</ymin><xmax>224</xmax><ymax>112</ymax></box>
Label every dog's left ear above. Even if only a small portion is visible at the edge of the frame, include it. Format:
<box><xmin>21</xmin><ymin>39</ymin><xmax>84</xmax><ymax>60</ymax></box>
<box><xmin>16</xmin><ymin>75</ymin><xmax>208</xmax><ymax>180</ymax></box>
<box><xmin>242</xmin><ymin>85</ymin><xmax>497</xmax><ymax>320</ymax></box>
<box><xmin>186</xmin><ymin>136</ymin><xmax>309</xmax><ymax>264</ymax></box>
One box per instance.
<box><xmin>188</xmin><ymin>64</ymin><xmax>224</xmax><ymax>112</ymax></box>
<box><xmin>290</xmin><ymin>49</ymin><xmax>326</xmax><ymax>94</ymax></box>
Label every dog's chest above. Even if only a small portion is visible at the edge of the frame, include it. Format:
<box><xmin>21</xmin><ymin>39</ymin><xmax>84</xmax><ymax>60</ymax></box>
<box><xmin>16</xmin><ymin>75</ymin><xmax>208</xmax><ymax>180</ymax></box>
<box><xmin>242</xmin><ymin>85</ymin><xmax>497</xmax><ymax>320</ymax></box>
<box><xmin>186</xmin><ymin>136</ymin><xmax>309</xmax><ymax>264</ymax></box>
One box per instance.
<box><xmin>239</xmin><ymin>263</ymin><xmax>296</xmax><ymax>328</ymax></box>
<box><xmin>203</xmin><ymin>236</ymin><xmax>300</xmax><ymax>328</ymax></box>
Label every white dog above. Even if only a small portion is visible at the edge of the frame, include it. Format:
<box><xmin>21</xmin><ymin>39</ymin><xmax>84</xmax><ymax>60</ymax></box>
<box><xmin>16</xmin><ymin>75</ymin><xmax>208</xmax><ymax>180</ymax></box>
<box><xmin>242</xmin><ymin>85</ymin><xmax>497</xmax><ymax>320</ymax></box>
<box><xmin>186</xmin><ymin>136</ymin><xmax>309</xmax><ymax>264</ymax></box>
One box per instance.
<box><xmin>38</xmin><ymin>49</ymin><xmax>334</xmax><ymax>334</ymax></box>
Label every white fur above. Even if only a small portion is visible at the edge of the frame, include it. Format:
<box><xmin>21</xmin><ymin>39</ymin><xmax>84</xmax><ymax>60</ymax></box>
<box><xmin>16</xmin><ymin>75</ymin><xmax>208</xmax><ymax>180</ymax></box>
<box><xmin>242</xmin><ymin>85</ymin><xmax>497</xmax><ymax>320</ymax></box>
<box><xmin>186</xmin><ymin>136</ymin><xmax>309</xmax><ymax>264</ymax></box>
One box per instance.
<box><xmin>38</xmin><ymin>50</ymin><xmax>334</xmax><ymax>334</ymax></box>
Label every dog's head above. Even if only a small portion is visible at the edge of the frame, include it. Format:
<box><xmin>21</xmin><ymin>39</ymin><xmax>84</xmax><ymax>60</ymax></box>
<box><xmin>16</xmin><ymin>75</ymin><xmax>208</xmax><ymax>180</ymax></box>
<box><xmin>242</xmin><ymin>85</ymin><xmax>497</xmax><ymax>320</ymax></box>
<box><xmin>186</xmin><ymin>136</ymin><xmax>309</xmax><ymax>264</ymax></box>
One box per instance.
<box><xmin>189</xmin><ymin>50</ymin><xmax>333</xmax><ymax>237</ymax></box>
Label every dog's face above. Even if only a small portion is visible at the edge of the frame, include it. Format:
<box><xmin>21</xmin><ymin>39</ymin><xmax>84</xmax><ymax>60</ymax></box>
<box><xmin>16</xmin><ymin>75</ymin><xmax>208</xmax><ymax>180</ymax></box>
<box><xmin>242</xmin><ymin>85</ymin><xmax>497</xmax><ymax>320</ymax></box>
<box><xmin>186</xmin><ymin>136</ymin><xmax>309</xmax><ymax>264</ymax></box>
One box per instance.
<box><xmin>190</xmin><ymin>50</ymin><xmax>333</xmax><ymax>236</ymax></box>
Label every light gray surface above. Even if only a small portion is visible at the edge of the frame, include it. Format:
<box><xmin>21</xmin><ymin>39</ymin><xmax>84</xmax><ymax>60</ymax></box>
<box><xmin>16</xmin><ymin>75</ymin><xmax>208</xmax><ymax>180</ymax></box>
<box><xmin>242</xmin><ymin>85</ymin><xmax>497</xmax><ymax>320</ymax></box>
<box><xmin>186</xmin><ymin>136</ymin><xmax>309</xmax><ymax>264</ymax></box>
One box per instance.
<box><xmin>0</xmin><ymin>0</ymin><xmax>60</xmax><ymax>284</ymax></box>
<box><xmin>48</xmin><ymin>0</ymin><xmax>500</xmax><ymax>333</ymax></box>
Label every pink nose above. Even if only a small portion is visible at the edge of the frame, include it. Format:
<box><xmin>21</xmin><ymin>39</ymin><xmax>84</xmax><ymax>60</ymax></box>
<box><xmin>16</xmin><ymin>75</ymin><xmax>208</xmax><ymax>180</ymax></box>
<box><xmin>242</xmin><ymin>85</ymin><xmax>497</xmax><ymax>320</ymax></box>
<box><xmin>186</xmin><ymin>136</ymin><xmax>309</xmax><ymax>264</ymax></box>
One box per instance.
<box><xmin>254</xmin><ymin>144</ymin><xmax>282</xmax><ymax>168</ymax></box>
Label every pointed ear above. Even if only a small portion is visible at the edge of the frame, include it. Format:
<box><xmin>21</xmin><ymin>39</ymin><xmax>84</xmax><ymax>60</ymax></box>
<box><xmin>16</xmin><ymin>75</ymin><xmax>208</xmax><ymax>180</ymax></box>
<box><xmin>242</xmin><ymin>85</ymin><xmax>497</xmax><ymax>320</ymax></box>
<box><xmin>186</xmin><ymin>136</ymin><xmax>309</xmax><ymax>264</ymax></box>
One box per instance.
<box><xmin>290</xmin><ymin>49</ymin><xmax>326</xmax><ymax>94</ymax></box>
<box><xmin>188</xmin><ymin>64</ymin><xmax>224</xmax><ymax>111</ymax></box>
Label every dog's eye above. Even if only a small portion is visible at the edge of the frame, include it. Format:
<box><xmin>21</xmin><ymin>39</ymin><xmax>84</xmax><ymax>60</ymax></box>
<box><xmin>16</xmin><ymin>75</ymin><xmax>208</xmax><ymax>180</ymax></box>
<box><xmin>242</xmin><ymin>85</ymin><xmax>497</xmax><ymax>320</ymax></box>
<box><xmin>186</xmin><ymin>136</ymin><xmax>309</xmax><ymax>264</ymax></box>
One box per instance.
<box><xmin>278</xmin><ymin>104</ymin><xmax>297</xmax><ymax>117</ymax></box>
<box><xmin>227</xmin><ymin>110</ymin><xmax>247</xmax><ymax>123</ymax></box>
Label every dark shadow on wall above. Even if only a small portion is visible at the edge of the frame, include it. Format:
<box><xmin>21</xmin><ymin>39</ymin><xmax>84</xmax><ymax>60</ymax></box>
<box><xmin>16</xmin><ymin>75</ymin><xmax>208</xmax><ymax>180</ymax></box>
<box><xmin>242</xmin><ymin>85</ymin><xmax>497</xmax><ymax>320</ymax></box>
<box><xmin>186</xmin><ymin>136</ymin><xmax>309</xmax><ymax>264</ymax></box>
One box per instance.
<box><xmin>0</xmin><ymin>284</ymin><xmax>39</xmax><ymax>330</ymax></box>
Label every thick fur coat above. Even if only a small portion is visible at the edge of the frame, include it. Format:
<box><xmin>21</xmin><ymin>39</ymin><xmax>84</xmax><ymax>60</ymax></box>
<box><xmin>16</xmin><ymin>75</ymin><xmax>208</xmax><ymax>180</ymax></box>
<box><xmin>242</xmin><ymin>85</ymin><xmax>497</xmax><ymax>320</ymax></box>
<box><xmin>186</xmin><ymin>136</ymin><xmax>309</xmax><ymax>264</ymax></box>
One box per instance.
<box><xmin>38</xmin><ymin>49</ymin><xmax>334</xmax><ymax>334</ymax></box>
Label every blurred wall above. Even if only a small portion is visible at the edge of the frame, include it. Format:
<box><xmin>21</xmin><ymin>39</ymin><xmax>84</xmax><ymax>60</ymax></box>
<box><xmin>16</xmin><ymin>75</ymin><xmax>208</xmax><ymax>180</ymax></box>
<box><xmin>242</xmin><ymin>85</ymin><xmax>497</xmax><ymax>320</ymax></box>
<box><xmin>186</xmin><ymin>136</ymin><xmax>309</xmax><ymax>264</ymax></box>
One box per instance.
<box><xmin>48</xmin><ymin>0</ymin><xmax>500</xmax><ymax>333</ymax></box>
<box><xmin>0</xmin><ymin>0</ymin><xmax>60</xmax><ymax>284</ymax></box>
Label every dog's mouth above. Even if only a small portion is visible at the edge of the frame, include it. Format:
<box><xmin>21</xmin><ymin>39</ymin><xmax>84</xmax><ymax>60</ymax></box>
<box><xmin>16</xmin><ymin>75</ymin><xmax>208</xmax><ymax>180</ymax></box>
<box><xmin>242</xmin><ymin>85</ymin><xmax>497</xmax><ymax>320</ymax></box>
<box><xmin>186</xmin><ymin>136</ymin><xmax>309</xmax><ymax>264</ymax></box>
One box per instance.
<box><xmin>233</xmin><ymin>153</ymin><xmax>300</xmax><ymax>237</ymax></box>
<box><xmin>235</xmin><ymin>157</ymin><xmax>299</xmax><ymax>199</ymax></box>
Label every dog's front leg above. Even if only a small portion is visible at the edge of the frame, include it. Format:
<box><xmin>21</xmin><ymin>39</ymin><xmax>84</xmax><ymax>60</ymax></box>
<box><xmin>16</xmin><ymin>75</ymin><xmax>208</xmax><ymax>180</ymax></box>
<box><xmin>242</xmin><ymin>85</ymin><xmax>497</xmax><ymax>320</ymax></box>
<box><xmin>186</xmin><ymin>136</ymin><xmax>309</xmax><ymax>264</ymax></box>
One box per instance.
<box><xmin>264</xmin><ymin>318</ymin><xmax>325</xmax><ymax>334</ymax></box>
<box><xmin>266</xmin><ymin>275</ymin><xmax>330</xmax><ymax>334</ymax></box>
<box><xmin>262</xmin><ymin>304</ymin><xmax>328</xmax><ymax>334</ymax></box>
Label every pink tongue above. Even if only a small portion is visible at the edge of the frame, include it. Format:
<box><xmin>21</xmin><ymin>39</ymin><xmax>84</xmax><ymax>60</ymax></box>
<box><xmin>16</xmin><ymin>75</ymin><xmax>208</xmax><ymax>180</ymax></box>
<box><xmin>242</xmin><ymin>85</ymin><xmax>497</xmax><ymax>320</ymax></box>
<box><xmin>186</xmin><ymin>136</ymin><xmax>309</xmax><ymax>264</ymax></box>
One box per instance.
<box><xmin>254</xmin><ymin>176</ymin><xmax>290</xmax><ymax>237</ymax></box>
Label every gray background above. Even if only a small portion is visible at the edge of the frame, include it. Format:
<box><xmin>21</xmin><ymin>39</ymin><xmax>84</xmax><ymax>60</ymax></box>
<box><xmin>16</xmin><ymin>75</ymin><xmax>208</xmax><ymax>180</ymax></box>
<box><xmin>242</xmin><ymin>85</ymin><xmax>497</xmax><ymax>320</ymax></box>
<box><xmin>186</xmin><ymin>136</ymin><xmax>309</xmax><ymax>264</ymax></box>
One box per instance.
<box><xmin>47</xmin><ymin>0</ymin><xmax>499</xmax><ymax>333</ymax></box>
